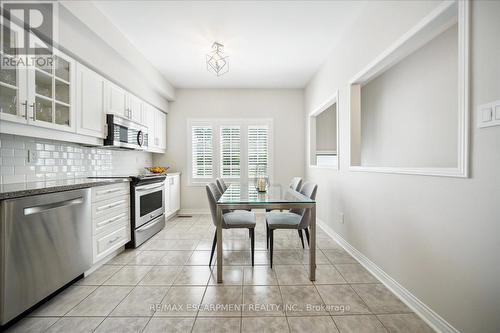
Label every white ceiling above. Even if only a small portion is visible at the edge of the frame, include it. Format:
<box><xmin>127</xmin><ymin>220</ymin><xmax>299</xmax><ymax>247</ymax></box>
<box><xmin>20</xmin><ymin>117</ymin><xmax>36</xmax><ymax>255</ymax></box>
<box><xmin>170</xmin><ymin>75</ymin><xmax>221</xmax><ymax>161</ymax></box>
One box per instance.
<box><xmin>93</xmin><ymin>1</ymin><xmax>366</xmax><ymax>89</ymax></box>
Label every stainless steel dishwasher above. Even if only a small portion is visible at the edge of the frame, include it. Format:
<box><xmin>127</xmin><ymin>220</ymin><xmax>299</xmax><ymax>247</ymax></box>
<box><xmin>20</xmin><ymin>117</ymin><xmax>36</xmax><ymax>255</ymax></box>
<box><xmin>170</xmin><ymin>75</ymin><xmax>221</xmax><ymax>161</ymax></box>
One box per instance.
<box><xmin>0</xmin><ymin>188</ymin><xmax>92</xmax><ymax>325</ymax></box>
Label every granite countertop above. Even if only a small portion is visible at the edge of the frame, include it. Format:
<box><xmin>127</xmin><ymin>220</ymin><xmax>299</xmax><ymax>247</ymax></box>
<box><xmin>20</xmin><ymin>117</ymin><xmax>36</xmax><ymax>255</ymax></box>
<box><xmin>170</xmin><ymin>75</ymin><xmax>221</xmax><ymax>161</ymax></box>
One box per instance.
<box><xmin>0</xmin><ymin>178</ymin><xmax>130</xmax><ymax>201</ymax></box>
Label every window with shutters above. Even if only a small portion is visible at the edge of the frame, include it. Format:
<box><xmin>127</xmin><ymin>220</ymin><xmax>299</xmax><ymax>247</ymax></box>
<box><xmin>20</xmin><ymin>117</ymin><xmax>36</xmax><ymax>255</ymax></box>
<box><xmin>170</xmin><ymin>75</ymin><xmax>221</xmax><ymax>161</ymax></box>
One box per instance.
<box><xmin>248</xmin><ymin>125</ymin><xmax>269</xmax><ymax>178</ymax></box>
<box><xmin>191</xmin><ymin>125</ymin><xmax>213</xmax><ymax>179</ymax></box>
<box><xmin>188</xmin><ymin>119</ymin><xmax>272</xmax><ymax>185</ymax></box>
<box><xmin>220</xmin><ymin>126</ymin><xmax>241</xmax><ymax>178</ymax></box>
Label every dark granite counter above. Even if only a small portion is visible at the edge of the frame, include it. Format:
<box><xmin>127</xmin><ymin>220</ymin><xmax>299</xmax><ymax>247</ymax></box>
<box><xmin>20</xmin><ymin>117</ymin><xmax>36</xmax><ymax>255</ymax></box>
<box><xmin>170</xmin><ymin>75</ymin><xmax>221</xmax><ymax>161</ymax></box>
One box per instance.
<box><xmin>0</xmin><ymin>178</ymin><xmax>130</xmax><ymax>200</ymax></box>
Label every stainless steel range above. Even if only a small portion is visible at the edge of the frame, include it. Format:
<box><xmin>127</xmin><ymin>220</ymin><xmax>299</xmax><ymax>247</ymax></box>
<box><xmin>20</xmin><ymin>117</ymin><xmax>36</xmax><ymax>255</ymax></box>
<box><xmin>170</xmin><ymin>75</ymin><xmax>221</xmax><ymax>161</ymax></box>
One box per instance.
<box><xmin>129</xmin><ymin>174</ymin><xmax>166</xmax><ymax>247</ymax></box>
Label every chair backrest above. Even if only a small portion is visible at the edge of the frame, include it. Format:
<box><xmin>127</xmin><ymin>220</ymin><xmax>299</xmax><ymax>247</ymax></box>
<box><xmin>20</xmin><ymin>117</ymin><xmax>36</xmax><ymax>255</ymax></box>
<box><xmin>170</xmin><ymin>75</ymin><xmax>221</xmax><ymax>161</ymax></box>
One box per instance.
<box><xmin>289</xmin><ymin>177</ymin><xmax>303</xmax><ymax>191</ymax></box>
<box><xmin>294</xmin><ymin>181</ymin><xmax>318</xmax><ymax>229</ymax></box>
<box><xmin>206</xmin><ymin>183</ymin><xmax>227</xmax><ymax>228</ymax></box>
<box><xmin>216</xmin><ymin>178</ymin><xmax>227</xmax><ymax>193</ymax></box>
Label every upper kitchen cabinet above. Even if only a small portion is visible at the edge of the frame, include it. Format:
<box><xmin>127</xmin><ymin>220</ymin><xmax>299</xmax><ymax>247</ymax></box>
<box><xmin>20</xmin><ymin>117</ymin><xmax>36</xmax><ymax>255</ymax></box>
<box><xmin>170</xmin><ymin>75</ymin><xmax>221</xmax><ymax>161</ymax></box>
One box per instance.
<box><xmin>1</xmin><ymin>34</ymin><xmax>77</xmax><ymax>133</ymax></box>
<box><xmin>142</xmin><ymin>102</ymin><xmax>167</xmax><ymax>153</ymax></box>
<box><xmin>30</xmin><ymin>50</ymin><xmax>76</xmax><ymax>132</ymax></box>
<box><xmin>156</xmin><ymin>109</ymin><xmax>167</xmax><ymax>150</ymax></box>
<box><xmin>107</xmin><ymin>82</ymin><xmax>144</xmax><ymax>124</ymax></box>
<box><xmin>0</xmin><ymin>27</ymin><xmax>28</xmax><ymax>125</ymax></box>
<box><xmin>75</xmin><ymin>63</ymin><xmax>106</xmax><ymax>138</ymax></box>
<box><xmin>107</xmin><ymin>82</ymin><xmax>128</xmax><ymax>118</ymax></box>
<box><xmin>127</xmin><ymin>94</ymin><xmax>143</xmax><ymax>124</ymax></box>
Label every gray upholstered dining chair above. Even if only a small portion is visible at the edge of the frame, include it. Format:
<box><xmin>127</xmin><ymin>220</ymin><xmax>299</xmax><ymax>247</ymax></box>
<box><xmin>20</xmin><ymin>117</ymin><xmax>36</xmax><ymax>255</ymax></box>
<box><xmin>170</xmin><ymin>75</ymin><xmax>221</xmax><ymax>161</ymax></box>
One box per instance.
<box><xmin>206</xmin><ymin>183</ymin><xmax>256</xmax><ymax>266</ymax></box>
<box><xmin>216</xmin><ymin>178</ymin><xmax>227</xmax><ymax>194</ymax></box>
<box><xmin>265</xmin><ymin>181</ymin><xmax>318</xmax><ymax>268</ymax></box>
<box><xmin>289</xmin><ymin>177</ymin><xmax>303</xmax><ymax>191</ymax></box>
<box><xmin>266</xmin><ymin>176</ymin><xmax>303</xmax><ymax>213</ymax></box>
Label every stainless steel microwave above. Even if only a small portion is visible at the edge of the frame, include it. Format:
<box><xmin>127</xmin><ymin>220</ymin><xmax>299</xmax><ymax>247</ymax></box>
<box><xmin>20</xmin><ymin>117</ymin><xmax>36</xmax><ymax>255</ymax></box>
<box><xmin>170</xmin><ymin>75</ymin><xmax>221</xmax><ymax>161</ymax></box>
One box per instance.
<box><xmin>104</xmin><ymin>114</ymin><xmax>148</xmax><ymax>150</ymax></box>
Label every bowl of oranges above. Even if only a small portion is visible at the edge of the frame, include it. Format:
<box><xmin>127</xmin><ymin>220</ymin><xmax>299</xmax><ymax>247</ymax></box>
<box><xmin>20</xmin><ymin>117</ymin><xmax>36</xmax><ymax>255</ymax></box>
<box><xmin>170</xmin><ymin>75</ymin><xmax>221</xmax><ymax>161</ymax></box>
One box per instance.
<box><xmin>145</xmin><ymin>166</ymin><xmax>169</xmax><ymax>174</ymax></box>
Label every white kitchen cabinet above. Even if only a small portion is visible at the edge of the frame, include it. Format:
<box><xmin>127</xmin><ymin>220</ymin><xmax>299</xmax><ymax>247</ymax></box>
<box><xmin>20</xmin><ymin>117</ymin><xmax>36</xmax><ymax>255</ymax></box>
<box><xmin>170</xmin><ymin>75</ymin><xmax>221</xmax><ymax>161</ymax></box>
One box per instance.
<box><xmin>91</xmin><ymin>182</ymin><xmax>131</xmax><ymax>264</ymax></box>
<box><xmin>127</xmin><ymin>94</ymin><xmax>143</xmax><ymax>123</ymax></box>
<box><xmin>30</xmin><ymin>50</ymin><xmax>77</xmax><ymax>133</ymax></box>
<box><xmin>165</xmin><ymin>173</ymin><xmax>180</xmax><ymax>218</ymax></box>
<box><xmin>1</xmin><ymin>46</ymin><xmax>77</xmax><ymax>133</ymax></box>
<box><xmin>75</xmin><ymin>63</ymin><xmax>106</xmax><ymax>138</ymax></box>
<box><xmin>142</xmin><ymin>102</ymin><xmax>166</xmax><ymax>153</ymax></box>
<box><xmin>107</xmin><ymin>82</ymin><xmax>144</xmax><ymax>124</ymax></box>
<box><xmin>143</xmin><ymin>102</ymin><xmax>157</xmax><ymax>149</ymax></box>
<box><xmin>107</xmin><ymin>82</ymin><xmax>128</xmax><ymax>118</ymax></box>
<box><xmin>0</xmin><ymin>27</ymin><xmax>29</xmax><ymax>125</ymax></box>
<box><xmin>156</xmin><ymin>109</ymin><xmax>167</xmax><ymax>150</ymax></box>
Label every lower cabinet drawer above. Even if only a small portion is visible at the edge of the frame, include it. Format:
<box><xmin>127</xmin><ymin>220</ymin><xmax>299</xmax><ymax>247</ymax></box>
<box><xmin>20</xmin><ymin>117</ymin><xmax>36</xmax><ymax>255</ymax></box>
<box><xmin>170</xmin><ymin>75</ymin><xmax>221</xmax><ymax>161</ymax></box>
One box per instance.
<box><xmin>92</xmin><ymin>195</ymin><xmax>129</xmax><ymax>220</ymax></box>
<box><xmin>94</xmin><ymin>226</ymin><xmax>130</xmax><ymax>263</ymax></box>
<box><xmin>92</xmin><ymin>183</ymin><xmax>129</xmax><ymax>203</ymax></box>
<box><xmin>94</xmin><ymin>210</ymin><xmax>129</xmax><ymax>235</ymax></box>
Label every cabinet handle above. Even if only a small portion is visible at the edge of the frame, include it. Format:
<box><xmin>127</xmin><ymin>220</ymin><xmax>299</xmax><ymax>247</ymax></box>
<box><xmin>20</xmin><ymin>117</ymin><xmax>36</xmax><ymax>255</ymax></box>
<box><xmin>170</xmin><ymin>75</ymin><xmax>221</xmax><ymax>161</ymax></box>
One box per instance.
<box><xmin>21</xmin><ymin>100</ymin><xmax>28</xmax><ymax>119</ymax></box>
<box><xmin>108</xmin><ymin>236</ymin><xmax>121</xmax><ymax>244</ymax></box>
<box><xmin>29</xmin><ymin>103</ymin><xmax>36</xmax><ymax>120</ymax></box>
<box><xmin>98</xmin><ymin>188</ymin><xmax>122</xmax><ymax>195</ymax></box>
<box><xmin>97</xmin><ymin>200</ymin><xmax>126</xmax><ymax>211</ymax></box>
<box><xmin>97</xmin><ymin>213</ymin><xmax>127</xmax><ymax>227</ymax></box>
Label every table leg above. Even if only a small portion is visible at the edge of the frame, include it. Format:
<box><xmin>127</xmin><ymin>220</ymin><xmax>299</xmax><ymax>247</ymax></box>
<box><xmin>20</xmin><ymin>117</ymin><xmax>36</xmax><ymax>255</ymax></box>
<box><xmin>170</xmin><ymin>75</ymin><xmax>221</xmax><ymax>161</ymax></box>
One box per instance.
<box><xmin>216</xmin><ymin>205</ymin><xmax>223</xmax><ymax>283</ymax></box>
<box><xmin>309</xmin><ymin>204</ymin><xmax>316</xmax><ymax>281</ymax></box>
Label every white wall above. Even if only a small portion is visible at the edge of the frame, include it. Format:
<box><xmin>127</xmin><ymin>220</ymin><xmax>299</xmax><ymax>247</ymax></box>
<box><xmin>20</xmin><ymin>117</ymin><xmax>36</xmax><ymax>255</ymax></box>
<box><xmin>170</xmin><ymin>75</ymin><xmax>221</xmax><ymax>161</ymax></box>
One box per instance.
<box><xmin>304</xmin><ymin>1</ymin><xmax>500</xmax><ymax>333</ymax></box>
<box><xmin>316</xmin><ymin>104</ymin><xmax>337</xmax><ymax>152</ymax></box>
<box><xmin>360</xmin><ymin>23</ymin><xmax>458</xmax><ymax>168</ymax></box>
<box><xmin>153</xmin><ymin>89</ymin><xmax>305</xmax><ymax>213</ymax></box>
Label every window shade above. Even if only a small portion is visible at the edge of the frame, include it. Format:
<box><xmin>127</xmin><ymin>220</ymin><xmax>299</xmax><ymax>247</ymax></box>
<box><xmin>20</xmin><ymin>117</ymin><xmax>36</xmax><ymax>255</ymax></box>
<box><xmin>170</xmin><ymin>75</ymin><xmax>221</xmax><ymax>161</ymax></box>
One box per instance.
<box><xmin>220</xmin><ymin>126</ymin><xmax>241</xmax><ymax>178</ymax></box>
<box><xmin>191</xmin><ymin>126</ymin><xmax>213</xmax><ymax>178</ymax></box>
<box><xmin>248</xmin><ymin>125</ymin><xmax>269</xmax><ymax>178</ymax></box>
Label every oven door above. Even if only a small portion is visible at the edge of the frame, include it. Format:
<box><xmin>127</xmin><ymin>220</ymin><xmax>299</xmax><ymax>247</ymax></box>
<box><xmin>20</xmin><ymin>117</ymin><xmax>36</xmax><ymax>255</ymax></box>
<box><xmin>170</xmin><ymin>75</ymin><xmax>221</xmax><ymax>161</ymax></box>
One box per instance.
<box><xmin>134</xmin><ymin>182</ymin><xmax>165</xmax><ymax>228</ymax></box>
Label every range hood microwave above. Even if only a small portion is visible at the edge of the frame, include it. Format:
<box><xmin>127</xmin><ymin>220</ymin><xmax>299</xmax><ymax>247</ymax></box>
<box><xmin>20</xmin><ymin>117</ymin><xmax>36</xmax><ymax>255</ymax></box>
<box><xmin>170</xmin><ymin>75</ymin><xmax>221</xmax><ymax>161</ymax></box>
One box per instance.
<box><xmin>104</xmin><ymin>114</ymin><xmax>148</xmax><ymax>150</ymax></box>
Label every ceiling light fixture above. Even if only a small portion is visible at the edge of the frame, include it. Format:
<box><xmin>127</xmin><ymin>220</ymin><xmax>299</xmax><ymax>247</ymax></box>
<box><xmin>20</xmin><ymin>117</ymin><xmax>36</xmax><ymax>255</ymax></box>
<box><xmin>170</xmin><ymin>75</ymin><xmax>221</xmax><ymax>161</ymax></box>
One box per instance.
<box><xmin>206</xmin><ymin>42</ymin><xmax>229</xmax><ymax>77</ymax></box>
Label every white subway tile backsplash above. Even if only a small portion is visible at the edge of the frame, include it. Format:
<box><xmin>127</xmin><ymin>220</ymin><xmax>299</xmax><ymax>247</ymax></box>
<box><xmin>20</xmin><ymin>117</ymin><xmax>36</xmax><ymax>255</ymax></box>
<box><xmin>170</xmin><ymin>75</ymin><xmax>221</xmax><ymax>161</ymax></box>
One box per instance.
<box><xmin>14</xmin><ymin>149</ymin><xmax>26</xmax><ymax>158</ymax></box>
<box><xmin>0</xmin><ymin>134</ymin><xmax>153</xmax><ymax>184</ymax></box>
<box><xmin>1</xmin><ymin>148</ymin><xmax>14</xmax><ymax>157</ymax></box>
<box><xmin>2</xmin><ymin>174</ymin><xmax>26</xmax><ymax>184</ymax></box>
<box><xmin>2</xmin><ymin>158</ymin><xmax>14</xmax><ymax>166</ymax></box>
<box><xmin>1</xmin><ymin>166</ymin><xmax>14</xmax><ymax>175</ymax></box>
<box><xmin>26</xmin><ymin>174</ymin><xmax>45</xmax><ymax>182</ymax></box>
<box><xmin>44</xmin><ymin>144</ymin><xmax>55</xmax><ymax>151</ymax></box>
<box><xmin>15</xmin><ymin>166</ymin><xmax>35</xmax><ymax>175</ymax></box>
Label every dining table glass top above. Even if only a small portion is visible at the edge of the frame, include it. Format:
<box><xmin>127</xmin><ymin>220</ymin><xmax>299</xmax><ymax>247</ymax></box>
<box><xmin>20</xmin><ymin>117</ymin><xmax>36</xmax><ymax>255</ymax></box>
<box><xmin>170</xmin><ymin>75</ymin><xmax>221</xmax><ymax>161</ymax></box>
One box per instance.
<box><xmin>218</xmin><ymin>183</ymin><xmax>315</xmax><ymax>204</ymax></box>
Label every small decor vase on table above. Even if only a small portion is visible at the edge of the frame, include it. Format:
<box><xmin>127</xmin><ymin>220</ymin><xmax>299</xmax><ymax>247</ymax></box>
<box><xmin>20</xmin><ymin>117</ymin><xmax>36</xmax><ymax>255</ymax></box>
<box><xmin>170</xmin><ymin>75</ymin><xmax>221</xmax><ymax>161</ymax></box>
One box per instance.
<box><xmin>254</xmin><ymin>165</ymin><xmax>269</xmax><ymax>192</ymax></box>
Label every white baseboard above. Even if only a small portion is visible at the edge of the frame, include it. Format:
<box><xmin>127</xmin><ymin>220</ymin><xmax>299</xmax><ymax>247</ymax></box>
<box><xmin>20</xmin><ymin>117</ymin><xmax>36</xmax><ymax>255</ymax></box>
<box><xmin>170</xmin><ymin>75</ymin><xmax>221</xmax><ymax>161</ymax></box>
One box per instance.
<box><xmin>317</xmin><ymin>219</ymin><xmax>460</xmax><ymax>333</ymax></box>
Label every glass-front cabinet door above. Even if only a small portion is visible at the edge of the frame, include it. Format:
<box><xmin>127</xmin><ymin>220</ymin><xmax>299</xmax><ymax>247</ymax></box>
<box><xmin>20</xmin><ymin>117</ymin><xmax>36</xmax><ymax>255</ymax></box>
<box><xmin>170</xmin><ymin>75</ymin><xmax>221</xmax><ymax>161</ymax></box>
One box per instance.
<box><xmin>0</xmin><ymin>25</ymin><xmax>28</xmax><ymax>124</ymax></box>
<box><xmin>29</xmin><ymin>49</ymin><xmax>76</xmax><ymax>132</ymax></box>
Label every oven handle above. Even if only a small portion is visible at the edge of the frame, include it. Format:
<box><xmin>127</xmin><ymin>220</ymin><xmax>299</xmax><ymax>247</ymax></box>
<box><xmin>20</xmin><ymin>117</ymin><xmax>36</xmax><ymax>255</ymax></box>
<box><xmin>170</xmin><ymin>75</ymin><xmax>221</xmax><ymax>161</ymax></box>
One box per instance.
<box><xmin>136</xmin><ymin>183</ymin><xmax>164</xmax><ymax>192</ymax></box>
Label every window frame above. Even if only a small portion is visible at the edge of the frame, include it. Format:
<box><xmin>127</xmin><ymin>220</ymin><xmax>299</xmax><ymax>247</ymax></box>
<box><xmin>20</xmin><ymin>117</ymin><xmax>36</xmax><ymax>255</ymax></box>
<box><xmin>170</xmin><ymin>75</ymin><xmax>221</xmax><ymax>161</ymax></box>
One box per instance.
<box><xmin>187</xmin><ymin>118</ymin><xmax>273</xmax><ymax>186</ymax></box>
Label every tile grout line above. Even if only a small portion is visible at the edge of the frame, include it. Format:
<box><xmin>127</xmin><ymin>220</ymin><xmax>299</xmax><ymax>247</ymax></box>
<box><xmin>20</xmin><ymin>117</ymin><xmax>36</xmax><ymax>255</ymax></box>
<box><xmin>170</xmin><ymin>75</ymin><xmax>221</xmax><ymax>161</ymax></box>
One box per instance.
<box><xmin>24</xmin><ymin>217</ymin><xmax>417</xmax><ymax>332</ymax></box>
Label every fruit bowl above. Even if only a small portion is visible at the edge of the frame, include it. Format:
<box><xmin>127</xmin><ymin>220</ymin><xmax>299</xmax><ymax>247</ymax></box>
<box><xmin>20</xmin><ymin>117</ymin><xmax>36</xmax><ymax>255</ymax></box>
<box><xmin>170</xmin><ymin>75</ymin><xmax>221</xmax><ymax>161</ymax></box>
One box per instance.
<box><xmin>145</xmin><ymin>166</ymin><xmax>169</xmax><ymax>174</ymax></box>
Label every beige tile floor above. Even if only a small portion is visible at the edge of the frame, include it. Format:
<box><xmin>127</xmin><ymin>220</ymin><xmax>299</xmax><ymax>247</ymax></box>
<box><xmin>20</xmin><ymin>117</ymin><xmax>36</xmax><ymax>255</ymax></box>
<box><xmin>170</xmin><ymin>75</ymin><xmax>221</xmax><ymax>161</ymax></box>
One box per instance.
<box><xmin>6</xmin><ymin>214</ymin><xmax>435</xmax><ymax>333</ymax></box>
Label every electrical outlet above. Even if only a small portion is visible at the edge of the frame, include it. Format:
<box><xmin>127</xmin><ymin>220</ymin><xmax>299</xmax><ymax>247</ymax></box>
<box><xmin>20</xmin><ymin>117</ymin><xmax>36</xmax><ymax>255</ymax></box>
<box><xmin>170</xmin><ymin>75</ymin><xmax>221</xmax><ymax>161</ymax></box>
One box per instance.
<box><xmin>27</xmin><ymin>150</ymin><xmax>37</xmax><ymax>164</ymax></box>
<box><xmin>339</xmin><ymin>213</ymin><xmax>344</xmax><ymax>224</ymax></box>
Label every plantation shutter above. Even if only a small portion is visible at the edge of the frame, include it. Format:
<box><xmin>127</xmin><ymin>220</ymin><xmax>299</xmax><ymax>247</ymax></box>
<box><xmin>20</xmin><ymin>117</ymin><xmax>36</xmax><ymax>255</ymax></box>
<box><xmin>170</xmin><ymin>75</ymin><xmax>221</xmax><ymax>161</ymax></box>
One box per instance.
<box><xmin>220</xmin><ymin>126</ymin><xmax>241</xmax><ymax>178</ymax></box>
<box><xmin>191</xmin><ymin>126</ymin><xmax>213</xmax><ymax>178</ymax></box>
<box><xmin>248</xmin><ymin>125</ymin><xmax>269</xmax><ymax>178</ymax></box>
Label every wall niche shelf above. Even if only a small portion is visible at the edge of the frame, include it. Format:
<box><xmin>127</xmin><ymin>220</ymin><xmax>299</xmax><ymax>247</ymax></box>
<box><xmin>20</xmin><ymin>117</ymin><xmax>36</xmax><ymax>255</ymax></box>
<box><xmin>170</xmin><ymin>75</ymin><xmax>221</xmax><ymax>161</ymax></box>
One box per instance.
<box><xmin>348</xmin><ymin>0</ymin><xmax>469</xmax><ymax>178</ymax></box>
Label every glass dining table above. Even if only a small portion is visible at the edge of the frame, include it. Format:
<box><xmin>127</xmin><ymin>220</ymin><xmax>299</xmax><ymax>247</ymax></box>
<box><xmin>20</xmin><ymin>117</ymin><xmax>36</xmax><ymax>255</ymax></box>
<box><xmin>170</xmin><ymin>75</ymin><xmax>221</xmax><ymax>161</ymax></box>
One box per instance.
<box><xmin>216</xmin><ymin>183</ymin><xmax>316</xmax><ymax>283</ymax></box>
